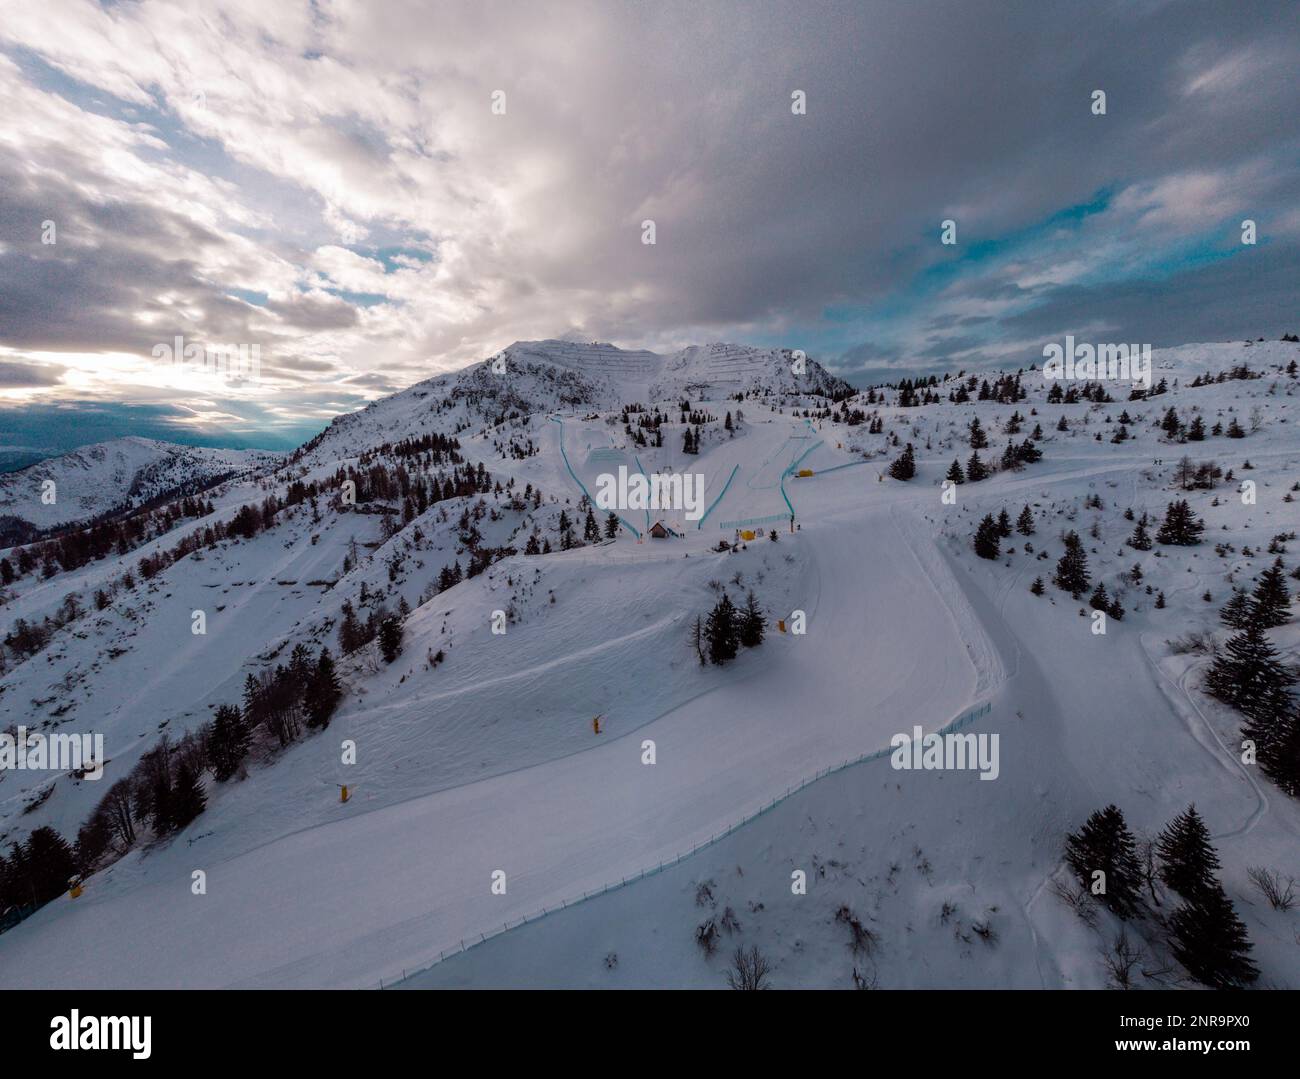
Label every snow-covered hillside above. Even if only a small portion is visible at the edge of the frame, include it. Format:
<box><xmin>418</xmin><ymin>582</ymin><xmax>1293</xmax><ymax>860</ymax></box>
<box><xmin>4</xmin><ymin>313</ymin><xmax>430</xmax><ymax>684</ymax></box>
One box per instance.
<box><xmin>0</xmin><ymin>437</ymin><xmax>280</xmax><ymax>541</ymax></box>
<box><xmin>1</xmin><ymin>337</ymin><xmax>1298</xmax><ymax>990</ymax></box>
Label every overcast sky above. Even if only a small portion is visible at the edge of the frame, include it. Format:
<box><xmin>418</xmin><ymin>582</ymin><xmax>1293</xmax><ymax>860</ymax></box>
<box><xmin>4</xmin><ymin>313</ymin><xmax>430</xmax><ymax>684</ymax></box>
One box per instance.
<box><xmin>1</xmin><ymin>0</ymin><xmax>1297</xmax><ymax>451</ymax></box>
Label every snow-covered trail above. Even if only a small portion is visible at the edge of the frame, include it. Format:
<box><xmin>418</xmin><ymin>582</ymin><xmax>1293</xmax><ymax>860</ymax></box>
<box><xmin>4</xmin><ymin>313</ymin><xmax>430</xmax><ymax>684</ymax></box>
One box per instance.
<box><xmin>1</xmin><ymin>507</ymin><xmax>983</xmax><ymax>988</ymax></box>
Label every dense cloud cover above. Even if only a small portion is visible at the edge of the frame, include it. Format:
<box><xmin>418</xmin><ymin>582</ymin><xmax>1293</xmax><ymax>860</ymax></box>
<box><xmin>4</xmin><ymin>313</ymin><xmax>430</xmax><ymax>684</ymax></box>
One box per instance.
<box><xmin>0</xmin><ymin>0</ymin><xmax>1296</xmax><ymax>446</ymax></box>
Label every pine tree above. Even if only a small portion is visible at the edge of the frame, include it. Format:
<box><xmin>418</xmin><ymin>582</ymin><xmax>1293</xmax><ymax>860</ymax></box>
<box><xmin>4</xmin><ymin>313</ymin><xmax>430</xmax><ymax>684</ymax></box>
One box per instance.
<box><xmin>304</xmin><ymin>649</ymin><xmax>343</xmax><ymax>729</ymax></box>
<box><xmin>338</xmin><ymin>600</ymin><xmax>362</xmax><ymax>654</ymax></box>
<box><xmin>1089</xmin><ymin>581</ymin><xmax>1110</xmax><ymax>612</ymax></box>
<box><xmin>1160</xmin><ymin>406</ymin><xmax>1181</xmax><ymax>438</ymax></box>
<box><xmin>738</xmin><ymin>591</ymin><xmax>767</xmax><ymax>648</ymax></box>
<box><xmin>378</xmin><ymin>615</ymin><xmax>403</xmax><ymax>663</ymax></box>
<box><xmin>1249</xmin><ymin>557</ymin><xmax>1291</xmax><ymax>628</ymax></box>
<box><xmin>170</xmin><ymin>761</ymin><xmax>207</xmax><ymax>830</ymax></box>
<box><xmin>704</xmin><ymin>594</ymin><xmax>740</xmax><ymax>665</ymax></box>
<box><xmin>207</xmin><ymin>703</ymin><xmax>249</xmax><ymax>781</ymax></box>
<box><xmin>1156</xmin><ymin>805</ymin><xmax>1220</xmax><ymax>899</ymax></box>
<box><xmin>604</xmin><ymin>512</ymin><xmax>619</xmax><ymax>539</ymax></box>
<box><xmin>1219</xmin><ymin>590</ymin><xmax>1252</xmax><ymax>629</ymax></box>
<box><xmin>968</xmin><ymin>416</ymin><xmax>988</xmax><ymax>449</ymax></box>
<box><xmin>966</xmin><ymin>451</ymin><xmax>988</xmax><ymax>482</ymax></box>
<box><xmin>1257</xmin><ymin>708</ymin><xmax>1300</xmax><ymax>795</ymax></box>
<box><xmin>584</xmin><ymin>508</ymin><xmax>601</xmax><ymax>543</ymax></box>
<box><xmin>888</xmin><ymin>443</ymin><xmax>916</xmax><ymax>480</ymax></box>
<box><xmin>996</xmin><ymin>508</ymin><xmax>1012</xmax><ymax>538</ymax></box>
<box><xmin>973</xmin><ymin>514</ymin><xmax>1001</xmax><ymax>560</ymax></box>
<box><xmin>945</xmin><ymin>459</ymin><xmax>965</xmax><ymax>485</ymax></box>
<box><xmin>1204</xmin><ymin>621</ymin><xmax>1296</xmax><ymax>717</ymax></box>
<box><xmin>17</xmin><ymin>826</ymin><xmax>78</xmax><ymax>904</ymax></box>
<box><xmin>1063</xmin><ymin>805</ymin><xmax>1144</xmax><ymax>918</ymax></box>
<box><xmin>1016</xmin><ymin>505</ymin><xmax>1035</xmax><ymax>535</ymax></box>
<box><xmin>1030</xmin><ymin>576</ymin><xmax>1045</xmax><ymax>596</ymax></box>
<box><xmin>1167</xmin><ymin>883</ymin><xmax>1258</xmax><ymax>988</ymax></box>
<box><xmin>1126</xmin><ymin>517</ymin><xmax>1152</xmax><ymax>550</ymax></box>
<box><xmin>1053</xmin><ymin>531</ymin><xmax>1091</xmax><ymax>596</ymax></box>
<box><xmin>1155</xmin><ymin>499</ymin><xmax>1204</xmax><ymax>545</ymax></box>
<box><xmin>1226</xmin><ymin>417</ymin><xmax>1246</xmax><ymax>438</ymax></box>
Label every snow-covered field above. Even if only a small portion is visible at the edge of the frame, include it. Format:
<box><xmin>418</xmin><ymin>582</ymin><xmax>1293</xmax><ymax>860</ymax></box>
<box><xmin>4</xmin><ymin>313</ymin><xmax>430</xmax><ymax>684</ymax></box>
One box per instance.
<box><xmin>1</xmin><ymin>339</ymin><xmax>1298</xmax><ymax>989</ymax></box>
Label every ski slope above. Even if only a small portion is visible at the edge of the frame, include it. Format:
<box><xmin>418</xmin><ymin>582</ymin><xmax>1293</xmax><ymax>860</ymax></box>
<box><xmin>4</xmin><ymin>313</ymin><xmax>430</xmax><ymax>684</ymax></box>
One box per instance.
<box><xmin>0</xmin><ymin>499</ymin><xmax>984</xmax><ymax>988</ymax></box>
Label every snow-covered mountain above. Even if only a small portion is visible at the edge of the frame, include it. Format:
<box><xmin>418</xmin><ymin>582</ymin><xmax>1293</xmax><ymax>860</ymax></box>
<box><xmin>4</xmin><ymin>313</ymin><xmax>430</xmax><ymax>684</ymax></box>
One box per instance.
<box><xmin>1</xmin><ymin>337</ymin><xmax>1298</xmax><ymax>991</ymax></box>
<box><xmin>0</xmin><ymin>437</ymin><xmax>281</xmax><ymax>542</ymax></box>
<box><xmin>297</xmin><ymin>339</ymin><xmax>849</xmax><ymax>468</ymax></box>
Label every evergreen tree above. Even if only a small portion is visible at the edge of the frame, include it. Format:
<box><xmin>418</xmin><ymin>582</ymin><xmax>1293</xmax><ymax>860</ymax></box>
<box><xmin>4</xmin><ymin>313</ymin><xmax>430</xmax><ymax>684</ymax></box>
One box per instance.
<box><xmin>1089</xmin><ymin>581</ymin><xmax>1110</xmax><ymax>612</ymax></box>
<box><xmin>888</xmin><ymin>443</ymin><xmax>916</xmax><ymax>480</ymax></box>
<box><xmin>378</xmin><ymin>615</ymin><xmax>403</xmax><ymax>663</ymax></box>
<box><xmin>1226</xmin><ymin>417</ymin><xmax>1246</xmax><ymax>438</ymax></box>
<box><xmin>738</xmin><ymin>591</ymin><xmax>767</xmax><ymax>648</ymax></box>
<box><xmin>1204</xmin><ymin>621</ymin><xmax>1296</xmax><ymax>719</ymax></box>
<box><xmin>1063</xmin><ymin>805</ymin><xmax>1144</xmax><ymax>918</ymax></box>
<box><xmin>338</xmin><ymin>600</ymin><xmax>362</xmax><ymax>654</ymax></box>
<box><xmin>1016</xmin><ymin>505</ymin><xmax>1035</xmax><ymax>535</ymax></box>
<box><xmin>1219</xmin><ymin>590</ymin><xmax>1251</xmax><ymax>629</ymax></box>
<box><xmin>996</xmin><ymin>508</ymin><xmax>1012</xmax><ymax>538</ymax></box>
<box><xmin>1030</xmin><ymin>576</ymin><xmax>1045</xmax><ymax>596</ymax></box>
<box><xmin>17</xmin><ymin>826</ymin><xmax>78</xmax><ymax>905</ymax></box>
<box><xmin>170</xmin><ymin>761</ymin><xmax>207</xmax><ymax>830</ymax></box>
<box><xmin>604</xmin><ymin>512</ymin><xmax>619</xmax><ymax>539</ymax></box>
<box><xmin>304</xmin><ymin>649</ymin><xmax>343</xmax><ymax>729</ymax></box>
<box><xmin>1167</xmin><ymin>884</ymin><xmax>1258</xmax><ymax>988</ymax></box>
<box><xmin>704</xmin><ymin>594</ymin><xmax>740</xmax><ymax>665</ymax></box>
<box><xmin>968</xmin><ymin>416</ymin><xmax>988</xmax><ymax>449</ymax></box>
<box><xmin>1126</xmin><ymin>517</ymin><xmax>1152</xmax><ymax>551</ymax></box>
<box><xmin>1160</xmin><ymin>406</ymin><xmax>1181</xmax><ymax>438</ymax></box>
<box><xmin>584</xmin><ymin>508</ymin><xmax>601</xmax><ymax>543</ymax></box>
<box><xmin>1257</xmin><ymin>708</ymin><xmax>1300</xmax><ymax>796</ymax></box>
<box><xmin>966</xmin><ymin>451</ymin><xmax>988</xmax><ymax>482</ymax></box>
<box><xmin>207</xmin><ymin>703</ymin><xmax>250</xmax><ymax>781</ymax></box>
<box><xmin>1053</xmin><ymin>531</ymin><xmax>1091</xmax><ymax>596</ymax></box>
<box><xmin>945</xmin><ymin>459</ymin><xmax>965</xmax><ymax>485</ymax></box>
<box><xmin>1187</xmin><ymin>415</ymin><xmax>1206</xmax><ymax>441</ymax></box>
<box><xmin>973</xmin><ymin>514</ymin><xmax>1001</xmax><ymax>560</ymax></box>
<box><xmin>1249</xmin><ymin>557</ymin><xmax>1291</xmax><ymax>628</ymax></box>
<box><xmin>1155</xmin><ymin>499</ymin><xmax>1204</xmax><ymax>545</ymax></box>
<box><xmin>1156</xmin><ymin>805</ymin><xmax>1220</xmax><ymax>899</ymax></box>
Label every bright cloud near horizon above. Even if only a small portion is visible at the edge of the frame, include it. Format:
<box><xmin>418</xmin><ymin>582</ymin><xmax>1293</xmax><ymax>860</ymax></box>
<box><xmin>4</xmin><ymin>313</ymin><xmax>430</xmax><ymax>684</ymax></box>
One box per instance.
<box><xmin>1</xmin><ymin>0</ymin><xmax>1297</xmax><ymax>451</ymax></box>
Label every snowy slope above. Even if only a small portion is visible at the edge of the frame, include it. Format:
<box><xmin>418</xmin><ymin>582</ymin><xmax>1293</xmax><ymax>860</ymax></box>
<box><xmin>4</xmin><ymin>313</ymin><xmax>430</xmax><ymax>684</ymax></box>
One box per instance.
<box><xmin>1</xmin><ymin>337</ymin><xmax>1298</xmax><ymax>990</ymax></box>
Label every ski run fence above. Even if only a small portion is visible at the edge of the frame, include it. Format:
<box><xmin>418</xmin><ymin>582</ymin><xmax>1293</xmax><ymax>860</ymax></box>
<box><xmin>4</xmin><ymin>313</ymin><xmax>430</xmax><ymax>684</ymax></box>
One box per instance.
<box><xmin>377</xmin><ymin>699</ymin><xmax>992</xmax><ymax>989</ymax></box>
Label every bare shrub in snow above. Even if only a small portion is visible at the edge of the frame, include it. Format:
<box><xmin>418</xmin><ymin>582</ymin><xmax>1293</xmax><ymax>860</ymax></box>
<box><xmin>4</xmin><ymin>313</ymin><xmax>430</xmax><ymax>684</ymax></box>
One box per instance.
<box><xmin>1247</xmin><ymin>866</ymin><xmax>1296</xmax><ymax>911</ymax></box>
<box><xmin>725</xmin><ymin>944</ymin><xmax>772</xmax><ymax>990</ymax></box>
<box><xmin>695</xmin><ymin>919</ymin><xmax>719</xmax><ymax>957</ymax></box>
<box><xmin>1103</xmin><ymin>929</ymin><xmax>1145</xmax><ymax>989</ymax></box>
<box><xmin>1051</xmin><ymin>877</ymin><xmax>1099</xmax><ymax>928</ymax></box>
<box><xmin>1166</xmin><ymin>630</ymin><xmax>1216</xmax><ymax>655</ymax></box>
<box><xmin>835</xmin><ymin>904</ymin><xmax>878</xmax><ymax>955</ymax></box>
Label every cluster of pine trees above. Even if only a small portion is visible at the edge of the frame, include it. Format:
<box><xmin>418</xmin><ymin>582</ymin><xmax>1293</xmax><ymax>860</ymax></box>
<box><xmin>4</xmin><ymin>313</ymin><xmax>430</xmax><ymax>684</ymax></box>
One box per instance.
<box><xmin>1064</xmin><ymin>803</ymin><xmax>1257</xmax><ymax>988</ymax></box>
<box><xmin>338</xmin><ymin>597</ymin><xmax>408</xmax><ymax>664</ymax></box>
<box><xmin>692</xmin><ymin>591</ymin><xmax>767</xmax><ymax>666</ymax></box>
<box><xmin>973</xmin><ymin>505</ymin><xmax>1037</xmax><ymax>561</ymax></box>
<box><xmin>0</xmin><ymin>642</ymin><xmax>343</xmax><ymax>934</ymax></box>
<box><xmin>1206</xmin><ymin>557</ymin><xmax>1298</xmax><ymax>794</ymax></box>
<box><xmin>1045</xmin><ymin>380</ymin><xmax>1113</xmax><ymax>404</ymax></box>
